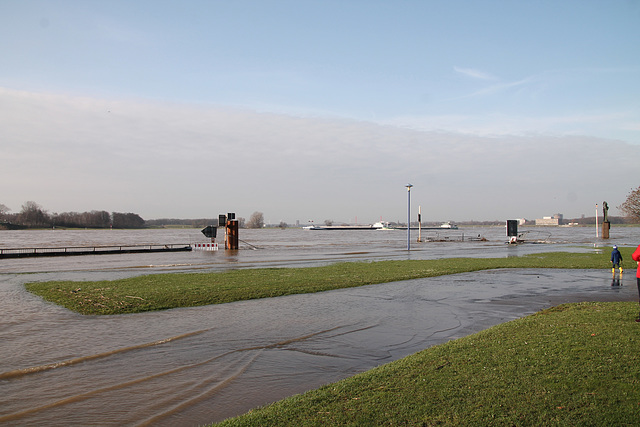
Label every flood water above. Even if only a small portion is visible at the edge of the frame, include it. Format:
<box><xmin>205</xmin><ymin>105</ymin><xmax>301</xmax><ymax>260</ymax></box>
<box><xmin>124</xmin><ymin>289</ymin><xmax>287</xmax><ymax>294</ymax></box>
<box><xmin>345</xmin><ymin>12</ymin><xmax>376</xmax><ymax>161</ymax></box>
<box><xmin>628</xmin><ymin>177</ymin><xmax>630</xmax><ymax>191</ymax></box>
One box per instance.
<box><xmin>1</xmin><ymin>226</ymin><xmax>639</xmax><ymax>425</ymax></box>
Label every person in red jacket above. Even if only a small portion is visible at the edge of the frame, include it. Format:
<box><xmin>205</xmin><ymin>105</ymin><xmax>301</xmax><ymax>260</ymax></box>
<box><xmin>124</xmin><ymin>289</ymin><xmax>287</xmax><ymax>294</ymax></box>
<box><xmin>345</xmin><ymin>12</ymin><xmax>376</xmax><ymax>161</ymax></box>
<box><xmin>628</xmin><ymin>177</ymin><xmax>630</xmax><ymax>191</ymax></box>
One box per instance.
<box><xmin>633</xmin><ymin>244</ymin><xmax>640</xmax><ymax>321</ymax></box>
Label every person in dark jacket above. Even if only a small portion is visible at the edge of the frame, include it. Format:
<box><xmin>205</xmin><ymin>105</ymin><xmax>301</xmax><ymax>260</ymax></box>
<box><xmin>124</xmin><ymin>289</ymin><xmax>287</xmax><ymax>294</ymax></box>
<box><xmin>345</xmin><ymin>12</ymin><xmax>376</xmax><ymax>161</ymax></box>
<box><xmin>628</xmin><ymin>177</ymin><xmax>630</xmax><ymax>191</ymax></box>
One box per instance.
<box><xmin>611</xmin><ymin>245</ymin><xmax>623</xmax><ymax>273</ymax></box>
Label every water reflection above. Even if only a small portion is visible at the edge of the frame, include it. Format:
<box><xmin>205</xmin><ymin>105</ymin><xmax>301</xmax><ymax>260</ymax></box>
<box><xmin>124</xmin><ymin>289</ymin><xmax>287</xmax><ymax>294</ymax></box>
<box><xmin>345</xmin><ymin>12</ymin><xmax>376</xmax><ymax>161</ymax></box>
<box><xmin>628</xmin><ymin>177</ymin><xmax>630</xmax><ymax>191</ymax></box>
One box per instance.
<box><xmin>611</xmin><ymin>272</ymin><xmax>622</xmax><ymax>287</ymax></box>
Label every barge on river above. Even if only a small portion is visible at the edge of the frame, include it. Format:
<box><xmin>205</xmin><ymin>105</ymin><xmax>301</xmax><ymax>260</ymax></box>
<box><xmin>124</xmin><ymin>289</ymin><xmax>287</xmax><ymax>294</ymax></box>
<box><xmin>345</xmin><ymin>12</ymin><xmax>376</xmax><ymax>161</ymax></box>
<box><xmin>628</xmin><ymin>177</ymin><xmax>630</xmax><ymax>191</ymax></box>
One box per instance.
<box><xmin>304</xmin><ymin>221</ymin><xmax>458</xmax><ymax>231</ymax></box>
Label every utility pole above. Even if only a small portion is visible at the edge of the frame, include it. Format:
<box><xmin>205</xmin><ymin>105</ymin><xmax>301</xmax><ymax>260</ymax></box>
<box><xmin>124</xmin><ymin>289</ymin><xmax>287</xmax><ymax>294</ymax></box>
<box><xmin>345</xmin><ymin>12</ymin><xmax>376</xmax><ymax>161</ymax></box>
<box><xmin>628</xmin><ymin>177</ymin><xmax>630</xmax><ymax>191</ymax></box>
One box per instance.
<box><xmin>406</xmin><ymin>184</ymin><xmax>413</xmax><ymax>250</ymax></box>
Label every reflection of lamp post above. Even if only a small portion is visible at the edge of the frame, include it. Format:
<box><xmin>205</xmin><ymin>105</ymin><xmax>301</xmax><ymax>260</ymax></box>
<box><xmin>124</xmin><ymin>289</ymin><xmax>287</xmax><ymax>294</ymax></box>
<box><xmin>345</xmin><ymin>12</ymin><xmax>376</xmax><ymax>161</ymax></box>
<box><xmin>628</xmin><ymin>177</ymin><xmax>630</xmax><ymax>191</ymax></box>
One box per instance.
<box><xmin>406</xmin><ymin>184</ymin><xmax>413</xmax><ymax>250</ymax></box>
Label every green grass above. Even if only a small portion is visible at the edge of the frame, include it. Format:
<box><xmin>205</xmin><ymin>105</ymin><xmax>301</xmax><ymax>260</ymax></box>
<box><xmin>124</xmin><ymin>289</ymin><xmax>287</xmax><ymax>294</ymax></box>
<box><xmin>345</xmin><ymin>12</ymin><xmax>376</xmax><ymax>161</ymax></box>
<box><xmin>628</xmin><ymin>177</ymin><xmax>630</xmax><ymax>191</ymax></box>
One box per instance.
<box><xmin>25</xmin><ymin>248</ymin><xmax>634</xmax><ymax>315</ymax></box>
<box><xmin>216</xmin><ymin>301</ymin><xmax>640</xmax><ymax>426</ymax></box>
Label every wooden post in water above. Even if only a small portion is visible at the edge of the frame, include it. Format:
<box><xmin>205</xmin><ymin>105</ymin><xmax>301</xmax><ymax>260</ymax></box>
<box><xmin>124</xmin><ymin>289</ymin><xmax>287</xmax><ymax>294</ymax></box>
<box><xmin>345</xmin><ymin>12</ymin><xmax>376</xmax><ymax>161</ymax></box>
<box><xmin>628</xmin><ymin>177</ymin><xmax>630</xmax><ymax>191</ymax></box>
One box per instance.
<box><xmin>225</xmin><ymin>219</ymin><xmax>239</xmax><ymax>250</ymax></box>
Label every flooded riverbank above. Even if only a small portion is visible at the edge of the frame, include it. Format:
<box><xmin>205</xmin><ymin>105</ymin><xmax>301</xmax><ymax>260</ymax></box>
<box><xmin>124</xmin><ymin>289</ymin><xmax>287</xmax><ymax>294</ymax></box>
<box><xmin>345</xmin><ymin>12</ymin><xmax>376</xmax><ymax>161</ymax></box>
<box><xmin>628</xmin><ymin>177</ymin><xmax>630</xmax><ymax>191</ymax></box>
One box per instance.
<box><xmin>1</xmin><ymin>227</ymin><xmax>639</xmax><ymax>425</ymax></box>
<box><xmin>1</xmin><ymin>225</ymin><xmax>638</xmax><ymax>274</ymax></box>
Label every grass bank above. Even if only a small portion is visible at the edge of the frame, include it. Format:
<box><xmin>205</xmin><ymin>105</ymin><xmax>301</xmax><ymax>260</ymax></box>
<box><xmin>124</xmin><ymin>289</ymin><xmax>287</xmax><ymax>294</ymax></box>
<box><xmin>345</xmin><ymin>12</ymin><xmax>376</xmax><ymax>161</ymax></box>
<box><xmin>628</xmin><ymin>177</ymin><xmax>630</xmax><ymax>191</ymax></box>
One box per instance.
<box><xmin>25</xmin><ymin>249</ymin><xmax>634</xmax><ymax>315</ymax></box>
<box><xmin>215</xmin><ymin>301</ymin><xmax>640</xmax><ymax>426</ymax></box>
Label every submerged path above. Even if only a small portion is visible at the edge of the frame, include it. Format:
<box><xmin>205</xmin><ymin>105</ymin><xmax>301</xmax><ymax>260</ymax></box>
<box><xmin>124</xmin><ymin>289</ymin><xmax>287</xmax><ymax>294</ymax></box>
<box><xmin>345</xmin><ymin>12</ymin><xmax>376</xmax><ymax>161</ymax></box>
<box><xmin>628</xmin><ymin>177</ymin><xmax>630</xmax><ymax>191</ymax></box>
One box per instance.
<box><xmin>0</xmin><ymin>269</ymin><xmax>636</xmax><ymax>426</ymax></box>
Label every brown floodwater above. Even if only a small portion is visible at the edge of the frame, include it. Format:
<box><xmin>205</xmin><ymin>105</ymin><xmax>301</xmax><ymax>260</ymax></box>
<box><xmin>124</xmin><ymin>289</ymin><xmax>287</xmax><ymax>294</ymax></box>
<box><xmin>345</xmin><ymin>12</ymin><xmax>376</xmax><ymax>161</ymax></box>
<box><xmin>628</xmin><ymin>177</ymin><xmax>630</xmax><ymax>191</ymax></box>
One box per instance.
<box><xmin>1</xmin><ymin>228</ymin><xmax>638</xmax><ymax>425</ymax></box>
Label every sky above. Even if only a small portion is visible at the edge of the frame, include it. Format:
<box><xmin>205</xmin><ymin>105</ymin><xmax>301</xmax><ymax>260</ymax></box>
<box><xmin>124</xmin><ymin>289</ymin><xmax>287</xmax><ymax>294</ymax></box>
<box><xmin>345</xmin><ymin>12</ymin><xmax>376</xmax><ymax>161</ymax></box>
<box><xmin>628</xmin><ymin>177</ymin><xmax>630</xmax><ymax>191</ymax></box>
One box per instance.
<box><xmin>1</xmin><ymin>0</ymin><xmax>639</xmax><ymax>224</ymax></box>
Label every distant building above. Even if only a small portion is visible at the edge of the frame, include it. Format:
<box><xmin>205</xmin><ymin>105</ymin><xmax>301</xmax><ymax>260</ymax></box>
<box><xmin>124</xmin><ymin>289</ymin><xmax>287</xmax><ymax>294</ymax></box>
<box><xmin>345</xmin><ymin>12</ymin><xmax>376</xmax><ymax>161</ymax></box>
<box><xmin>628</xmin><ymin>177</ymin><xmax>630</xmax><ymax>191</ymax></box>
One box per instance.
<box><xmin>535</xmin><ymin>213</ymin><xmax>563</xmax><ymax>226</ymax></box>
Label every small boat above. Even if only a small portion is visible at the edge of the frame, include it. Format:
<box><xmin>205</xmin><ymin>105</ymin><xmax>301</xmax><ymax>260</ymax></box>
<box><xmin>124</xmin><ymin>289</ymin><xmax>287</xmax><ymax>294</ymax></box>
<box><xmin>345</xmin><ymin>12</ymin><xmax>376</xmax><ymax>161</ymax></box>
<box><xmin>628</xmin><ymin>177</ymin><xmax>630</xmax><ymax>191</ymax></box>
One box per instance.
<box><xmin>439</xmin><ymin>222</ymin><xmax>458</xmax><ymax>229</ymax></box>
<box><xmin>373</xmin><ymin>221</ymin><xmax>395</xmax><ymax>230</ymax></box>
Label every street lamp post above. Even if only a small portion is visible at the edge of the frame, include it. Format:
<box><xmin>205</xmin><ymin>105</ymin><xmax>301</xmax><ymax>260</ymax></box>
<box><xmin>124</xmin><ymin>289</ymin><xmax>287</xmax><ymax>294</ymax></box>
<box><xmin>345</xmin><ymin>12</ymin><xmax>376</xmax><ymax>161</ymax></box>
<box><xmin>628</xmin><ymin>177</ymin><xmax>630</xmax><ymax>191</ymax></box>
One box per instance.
<box><xmin>406</xmin><ymin>184</ymin><xmax>413</xmax><ymax>250</ymax></box>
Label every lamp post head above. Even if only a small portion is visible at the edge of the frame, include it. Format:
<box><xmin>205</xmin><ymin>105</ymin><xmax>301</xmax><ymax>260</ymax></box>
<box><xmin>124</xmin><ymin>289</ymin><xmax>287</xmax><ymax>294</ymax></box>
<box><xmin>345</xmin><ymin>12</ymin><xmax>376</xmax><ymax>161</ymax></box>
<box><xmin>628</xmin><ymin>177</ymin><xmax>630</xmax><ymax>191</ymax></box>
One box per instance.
<box><xmin>406</xmin><ymin>184</ymin><xmax>413</xmax><ymax>191</ymax></box>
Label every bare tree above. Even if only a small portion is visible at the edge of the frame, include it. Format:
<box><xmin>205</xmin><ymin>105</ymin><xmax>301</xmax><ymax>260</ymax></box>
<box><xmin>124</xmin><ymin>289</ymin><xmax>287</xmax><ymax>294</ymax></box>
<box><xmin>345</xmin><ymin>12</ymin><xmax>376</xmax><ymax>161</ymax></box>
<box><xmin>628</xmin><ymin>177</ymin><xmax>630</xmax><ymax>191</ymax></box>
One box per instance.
<box><xmin>19</xmin><ymin>201</ymin><xmax>50</xmax><ymax>227</ymax></box>
<box><xmin>618</xmin><ymin>185</ymin><xmax>640</xmax><ymax>222</ymax></box>
<box><xmin>53</xmin><ymin>210</ymin><xmax>112</xmax><ymax>228</ymax></box>
<box><xmin>0</xmin><ymin>204</ymin><xmax>10</xmax><ymax>221</ymax></box>
<box><xmin>246</xmin><ymin>211</ymin><xmax>264</xmax><ymax>229</ymax></box>
<box><xmin>112</xmin><ymin>212</ymin><xmax>145</xmax><ymax>229</ymax></box>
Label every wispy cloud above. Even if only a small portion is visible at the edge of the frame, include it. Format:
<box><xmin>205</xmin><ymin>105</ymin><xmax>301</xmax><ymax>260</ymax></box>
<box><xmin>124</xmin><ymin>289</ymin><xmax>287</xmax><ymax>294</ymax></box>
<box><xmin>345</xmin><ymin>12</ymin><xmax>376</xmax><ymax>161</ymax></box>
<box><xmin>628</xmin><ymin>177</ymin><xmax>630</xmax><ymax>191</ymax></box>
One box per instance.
<box><xmin>470</xmin><ymin>76</ymin><xmax>535</xmax><ymax>97</ymax></box>
<box><xmin>438</xmin><ymin>67</ymin><xmax>543</xmax><ymax>105</ymax></box>
<box><xmin>383</xmin><ymin>110</ymin><xmax>639</xmax><ymax>141</ymax></box>
<box><xmin>453</xmin><ymin>66</ymin><xmax>497</xmax><ymax>81</ymax></box>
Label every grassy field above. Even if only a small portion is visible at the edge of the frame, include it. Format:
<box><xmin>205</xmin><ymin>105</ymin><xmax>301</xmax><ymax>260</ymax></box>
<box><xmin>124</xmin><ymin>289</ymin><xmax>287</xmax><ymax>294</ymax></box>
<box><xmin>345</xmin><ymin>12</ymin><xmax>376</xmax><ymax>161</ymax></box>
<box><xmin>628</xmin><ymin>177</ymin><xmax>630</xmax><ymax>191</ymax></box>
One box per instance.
<box><xmin>25</xmin><ymin>248</ymin><xmax>635</xmax><ymax>315</ymax></box>
<box><xmin>215</xmin><ymin>301</ymin><xmax>640</xmax><ymax>426</ymax></box>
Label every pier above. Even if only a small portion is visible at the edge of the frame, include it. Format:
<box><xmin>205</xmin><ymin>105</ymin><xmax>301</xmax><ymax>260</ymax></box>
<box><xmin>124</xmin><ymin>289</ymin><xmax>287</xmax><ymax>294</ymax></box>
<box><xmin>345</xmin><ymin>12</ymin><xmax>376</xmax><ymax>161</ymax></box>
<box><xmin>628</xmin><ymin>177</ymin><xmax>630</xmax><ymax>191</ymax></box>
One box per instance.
<box><xmin>0</xmin><ymin>243</ymin><xmax>192</xmax><ymax>259</ymax></box>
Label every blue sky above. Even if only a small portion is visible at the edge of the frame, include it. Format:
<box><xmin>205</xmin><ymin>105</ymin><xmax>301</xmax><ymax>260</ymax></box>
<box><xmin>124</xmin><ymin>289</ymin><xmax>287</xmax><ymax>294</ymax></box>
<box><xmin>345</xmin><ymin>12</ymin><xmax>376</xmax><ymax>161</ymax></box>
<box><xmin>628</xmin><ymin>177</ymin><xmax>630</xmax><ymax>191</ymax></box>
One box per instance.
<box><xmin>1</xmin><ymin>1</ymin><xmax>639</xmax><ymax>223</ymax></box>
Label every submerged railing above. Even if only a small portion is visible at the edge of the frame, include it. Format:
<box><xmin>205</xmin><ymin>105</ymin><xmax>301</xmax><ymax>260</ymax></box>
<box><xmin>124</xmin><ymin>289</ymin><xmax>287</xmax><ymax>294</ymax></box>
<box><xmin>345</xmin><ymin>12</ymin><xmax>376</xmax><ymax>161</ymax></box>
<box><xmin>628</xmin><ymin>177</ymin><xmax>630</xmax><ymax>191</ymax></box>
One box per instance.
<box><xmin>0</xmin><ymin>243</ymin><xmax>193</xmax><ymax>258</ymax></box>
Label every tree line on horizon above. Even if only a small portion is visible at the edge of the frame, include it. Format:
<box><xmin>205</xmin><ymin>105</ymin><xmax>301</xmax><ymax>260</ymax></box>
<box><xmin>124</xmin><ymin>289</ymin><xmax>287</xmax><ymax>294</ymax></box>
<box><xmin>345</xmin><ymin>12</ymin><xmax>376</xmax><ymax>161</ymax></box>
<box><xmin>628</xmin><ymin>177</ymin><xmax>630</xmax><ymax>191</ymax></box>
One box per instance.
<box><xmin>0</xmin><ymin>201</ymin><xmax>145</xmax><ymax>229</ymax></box>
<box><xmin>2</xmin><ymin>186</ymin><xmax>638</xmax><ymax>230</ymax></box>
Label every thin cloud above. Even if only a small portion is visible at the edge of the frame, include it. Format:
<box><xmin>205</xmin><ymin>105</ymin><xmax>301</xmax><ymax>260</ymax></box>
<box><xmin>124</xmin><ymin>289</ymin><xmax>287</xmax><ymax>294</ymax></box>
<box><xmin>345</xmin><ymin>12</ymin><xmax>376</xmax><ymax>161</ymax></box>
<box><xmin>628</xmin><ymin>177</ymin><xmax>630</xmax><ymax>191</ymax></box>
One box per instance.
<box><xmin>453</xmin><ymin>66</ymin><xmax>497</xmax><ymax>81</ymax></box>
<box><xmin>383</xmin><ymin>110</ymin><xmax>639</xmax><ymax>141</ymax></box>
<box><xmin>453</xmin><ymin>76</ymin><xmax>537</xmax><ymax>101</ymax></box>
